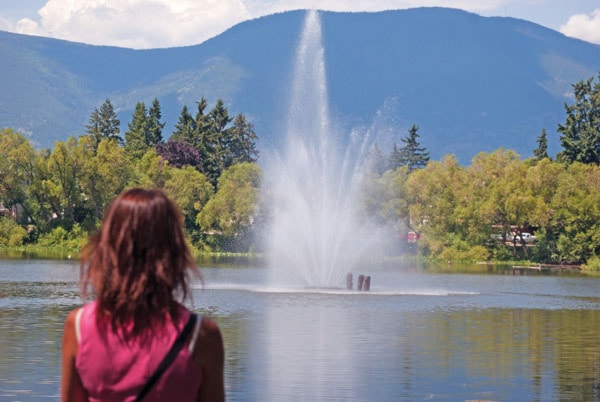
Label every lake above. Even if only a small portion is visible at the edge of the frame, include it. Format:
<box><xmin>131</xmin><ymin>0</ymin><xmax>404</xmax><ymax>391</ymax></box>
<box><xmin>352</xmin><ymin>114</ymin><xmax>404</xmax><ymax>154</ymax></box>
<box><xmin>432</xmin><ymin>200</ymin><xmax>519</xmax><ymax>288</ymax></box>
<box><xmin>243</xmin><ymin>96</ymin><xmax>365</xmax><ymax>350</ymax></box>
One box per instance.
<box><xmin>1</xmin><ymin>258</ymin><xmax>600</xmax><ymax>401</ymax></box>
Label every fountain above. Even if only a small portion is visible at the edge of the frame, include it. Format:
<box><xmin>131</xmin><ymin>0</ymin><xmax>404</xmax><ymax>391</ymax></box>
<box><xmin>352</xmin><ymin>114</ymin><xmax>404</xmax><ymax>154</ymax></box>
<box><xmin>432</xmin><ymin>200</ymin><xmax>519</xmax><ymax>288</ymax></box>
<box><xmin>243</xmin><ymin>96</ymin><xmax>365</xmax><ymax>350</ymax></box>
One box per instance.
<box><xmin>266</xmin><ymin>10</ymin><xmax>379</xmax><ymax>289</ymax></box>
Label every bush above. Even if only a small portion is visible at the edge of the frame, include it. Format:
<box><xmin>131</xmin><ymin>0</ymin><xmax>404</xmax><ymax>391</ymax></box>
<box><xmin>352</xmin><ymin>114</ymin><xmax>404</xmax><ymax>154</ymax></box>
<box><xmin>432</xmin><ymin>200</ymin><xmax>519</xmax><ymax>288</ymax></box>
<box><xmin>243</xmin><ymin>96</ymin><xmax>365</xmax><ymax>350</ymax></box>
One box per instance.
<box><xmin>37</xmin><ymin>224</ymin><xmax>88</xmax><ymax>250</ymax></box>
<box><xmin>582</xmin><ymin>255</ymin><xmax>600</xmax><ymax>271</ymax></box>
<box><xmin>439</xmin><ymin>245</ymin><xmax>489</xmax><ymax>262</ymax></box>
<box><xmin>0</xmin><ymin>217</ymin><xmax>27</xmax><ymax>246</ymax></box>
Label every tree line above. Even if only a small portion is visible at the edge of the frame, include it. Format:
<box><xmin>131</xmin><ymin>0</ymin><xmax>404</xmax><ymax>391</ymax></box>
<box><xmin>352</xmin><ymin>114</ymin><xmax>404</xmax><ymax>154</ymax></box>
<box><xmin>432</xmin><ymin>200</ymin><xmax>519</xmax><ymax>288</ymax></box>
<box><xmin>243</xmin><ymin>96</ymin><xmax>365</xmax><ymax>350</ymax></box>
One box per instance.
<box><xmin>0</xmin><ymin>97</ymin><xmax>260</xmax><ymax>252</ymax></box>
<box><xmin>360</xmin><ymin>71</ymin><xmax>600</xmax><ymax>265</ymax></box>
<box><xmin>1</xmin><ymin>71</ymin><xmax>599</xmax><ymax>263</ymax></box>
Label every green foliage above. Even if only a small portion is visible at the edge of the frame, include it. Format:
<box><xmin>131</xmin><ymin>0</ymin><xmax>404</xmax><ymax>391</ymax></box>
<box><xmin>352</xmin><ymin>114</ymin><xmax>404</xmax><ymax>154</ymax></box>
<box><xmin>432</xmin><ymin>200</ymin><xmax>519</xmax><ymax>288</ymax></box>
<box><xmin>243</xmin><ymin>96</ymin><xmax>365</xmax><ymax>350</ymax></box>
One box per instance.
<box><xmin>582</xmin><ymin>255</ymin><xmax>600</xmax><ymax>271</ymax></box>
<box><xmin>228</xmin><ymin>114</ymin><xmax>259</xmax><ymax>165</ymax></box>
<box><xmin>558</xmin><ymin>73</ymin><xmax>600</xmax><ymax>164</ymax></box>
<box><xmin>85</xmin><ymin>98</ymin><xmax>122</xmax><ymax>149</ymax></box>
<box><xmin>125</xmin><ymin>99</ymin><xmax>165</xmax><ymax>160</ymax></box>
<box><xmin>0</xmin><ymin>128</ymin><xmax>37</xmax><ymax>218</ymax></box>
<box><xmin>366</xmin><ymin>143</ymin><xmax>388</xmax><ymax>175</ymax></box>
<box><xmin>197</xmin><ymin>163</ymin><xmax>262</xmax><ymax>252</ymax></box>
<box><xmin>125</xmin><ymin>102</ymin><xmax>150</xmax><ymax>159</ymax></box>
<box><xmin>0</xmin><ymin>216</ymin><xmax>27</xmax><ymax>246</ymax></box>
<box><xmin>4</xmin><ymin>73</ymin><xmax>600</xmax><ymax>260</ymax></box>
<box><xmin>396</xmin><ymin>124</ymin><xmax>430</xmax><ymax>173</ymax></box>
<box><xmin>533</xmin><ymin>128</ymin><xmax>549</xmax><ymax>161</ymax></box>
<box><xmin>163</xmin><ymin>165</ymin><xmax>213</xmax><ymax>232</ymax></box>
<box><xmin>147</xmin><ymin>98</ymin><xmax>165</xmax><ymax>146</ymax></box>
<box><xmin>170</xmin><ymin>99</ymin><xmax>259</xmax><ymax>187</ymax></box>
<box><xmin>171</xmin><ymin>105</ymin><xmax>196</xmax><ymax>145</ymax></box>
<box><xmin>36</xmin><ymin>224</ymin><xmax>88</xmax><ymax>249</ymax></box>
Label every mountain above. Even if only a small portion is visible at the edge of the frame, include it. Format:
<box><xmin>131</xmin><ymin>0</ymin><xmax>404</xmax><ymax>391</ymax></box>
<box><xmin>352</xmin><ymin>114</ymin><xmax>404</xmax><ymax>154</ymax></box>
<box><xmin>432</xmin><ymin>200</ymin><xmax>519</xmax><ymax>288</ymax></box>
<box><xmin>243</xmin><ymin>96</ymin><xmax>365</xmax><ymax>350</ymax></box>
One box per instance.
<box><xmin>1</xmin><ymin>7</ymin><xmax>599</xmax><ymax>163</ymax></box>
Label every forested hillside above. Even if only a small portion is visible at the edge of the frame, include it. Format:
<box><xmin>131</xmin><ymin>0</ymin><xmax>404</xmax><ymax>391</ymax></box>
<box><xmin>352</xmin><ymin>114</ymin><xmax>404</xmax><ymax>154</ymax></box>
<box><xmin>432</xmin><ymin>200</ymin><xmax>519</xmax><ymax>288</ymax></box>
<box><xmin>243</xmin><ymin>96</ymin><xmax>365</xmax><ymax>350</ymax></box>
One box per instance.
<box><xmin>1</xmin><ymin>8</ymin><xmax>599</xmax><ymax>162</ymax></box>
<box><xmin>2</xmin><ymin>71</ymin><xmax>600</xmax><ymax>266</ymax></box>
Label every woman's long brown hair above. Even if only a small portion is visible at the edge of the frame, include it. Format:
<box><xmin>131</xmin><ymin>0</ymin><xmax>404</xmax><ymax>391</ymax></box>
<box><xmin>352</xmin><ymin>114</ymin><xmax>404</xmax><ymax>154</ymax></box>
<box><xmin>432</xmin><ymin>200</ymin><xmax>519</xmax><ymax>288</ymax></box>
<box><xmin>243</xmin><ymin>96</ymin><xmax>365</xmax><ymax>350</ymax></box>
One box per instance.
<box><xmin>80</xmin><ymin>188</ymin><xmax>198</xmax><ymax>338</ymax></box>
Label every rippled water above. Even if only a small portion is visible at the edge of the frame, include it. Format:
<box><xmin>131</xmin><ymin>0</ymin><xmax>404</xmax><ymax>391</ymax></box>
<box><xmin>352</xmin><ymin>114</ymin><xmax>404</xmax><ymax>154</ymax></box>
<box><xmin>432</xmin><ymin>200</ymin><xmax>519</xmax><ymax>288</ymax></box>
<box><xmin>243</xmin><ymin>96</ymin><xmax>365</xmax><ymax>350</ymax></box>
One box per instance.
<box><xmin>2</xmin><ymin>260</ymin><xmax>600</xmax><ymax>401</ymax></box>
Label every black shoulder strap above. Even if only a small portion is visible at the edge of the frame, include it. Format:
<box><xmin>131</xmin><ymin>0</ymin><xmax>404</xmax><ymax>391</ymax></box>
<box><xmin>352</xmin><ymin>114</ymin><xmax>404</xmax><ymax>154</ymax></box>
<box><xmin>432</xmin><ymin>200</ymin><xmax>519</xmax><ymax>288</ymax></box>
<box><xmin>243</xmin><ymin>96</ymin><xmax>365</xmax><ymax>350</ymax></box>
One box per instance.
<box><xmin>134</xmin><ymin>313</ymin><xmax>198</xmax><ymax>402</ymax></box>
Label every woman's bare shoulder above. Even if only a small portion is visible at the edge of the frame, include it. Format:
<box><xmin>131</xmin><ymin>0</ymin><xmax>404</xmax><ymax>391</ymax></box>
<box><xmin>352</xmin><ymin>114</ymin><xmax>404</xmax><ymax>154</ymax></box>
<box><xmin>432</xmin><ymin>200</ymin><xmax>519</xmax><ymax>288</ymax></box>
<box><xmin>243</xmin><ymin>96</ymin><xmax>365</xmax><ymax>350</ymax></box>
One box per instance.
<box><xmin>64</xmin><ymin>307</ymin><xmax>81</xmax><ymax>330</ymax></box>
<box><xmin>192</xmin><ymin>316</ymin><xmax>224</xmax><ymax>363</ymax></box>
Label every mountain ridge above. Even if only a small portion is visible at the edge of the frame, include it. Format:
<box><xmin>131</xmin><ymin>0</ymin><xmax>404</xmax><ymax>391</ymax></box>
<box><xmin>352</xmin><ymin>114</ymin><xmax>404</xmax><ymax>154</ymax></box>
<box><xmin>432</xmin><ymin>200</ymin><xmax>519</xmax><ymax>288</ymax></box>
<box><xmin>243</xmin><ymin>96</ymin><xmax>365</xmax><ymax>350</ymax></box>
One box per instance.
<box><xmin>1</xmin><ymin>7</ymin><xmax>599</xmax><ymax>163</ymax></box>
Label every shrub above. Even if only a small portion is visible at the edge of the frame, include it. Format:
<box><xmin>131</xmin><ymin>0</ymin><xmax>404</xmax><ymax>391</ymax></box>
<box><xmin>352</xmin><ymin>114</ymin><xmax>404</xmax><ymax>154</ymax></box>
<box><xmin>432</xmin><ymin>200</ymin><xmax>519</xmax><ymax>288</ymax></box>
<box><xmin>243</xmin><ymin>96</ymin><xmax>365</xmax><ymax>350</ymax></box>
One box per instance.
<box><xmin>582</xmin><ymin>255</ymin><xmax>600</xmax><ymax>271</ymax></box>
<box><xmin>0</xmin><ymin>217</ymin><xmax>27</xmax><ymax>247</ymax></box>
<box><xmin>37</xmin><ymin>224</ymin><xmax>88</xmax><ymax>250</ymax></box>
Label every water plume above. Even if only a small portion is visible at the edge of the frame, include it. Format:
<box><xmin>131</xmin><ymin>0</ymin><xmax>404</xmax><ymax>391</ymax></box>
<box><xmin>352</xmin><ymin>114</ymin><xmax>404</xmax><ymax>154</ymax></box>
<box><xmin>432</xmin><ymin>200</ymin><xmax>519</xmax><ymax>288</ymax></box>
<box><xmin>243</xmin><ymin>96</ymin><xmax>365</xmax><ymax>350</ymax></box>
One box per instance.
<box><xmin>266</xmin><ymin>10</ymin><xmax>378</xmax><ymax>288</ymax></box>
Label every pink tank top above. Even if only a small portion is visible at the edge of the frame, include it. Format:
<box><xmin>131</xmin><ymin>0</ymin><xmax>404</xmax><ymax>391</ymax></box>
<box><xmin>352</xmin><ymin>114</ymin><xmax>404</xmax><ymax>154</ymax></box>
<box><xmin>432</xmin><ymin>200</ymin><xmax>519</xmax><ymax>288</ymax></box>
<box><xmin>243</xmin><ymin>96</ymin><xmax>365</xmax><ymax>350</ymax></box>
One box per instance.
<box><xmin>75</xmin><ymin>301</ymin><xmax>203</xmax><ymax>402</ymax></box>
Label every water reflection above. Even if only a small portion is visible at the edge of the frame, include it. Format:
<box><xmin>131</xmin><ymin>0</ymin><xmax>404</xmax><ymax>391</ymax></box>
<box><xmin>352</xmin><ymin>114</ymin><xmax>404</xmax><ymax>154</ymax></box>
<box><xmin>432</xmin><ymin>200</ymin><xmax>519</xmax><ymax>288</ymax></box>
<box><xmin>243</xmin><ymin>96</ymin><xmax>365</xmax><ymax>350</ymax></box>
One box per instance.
<box><xmin>2</xmin><ymin>261</ymin><xmax>600</xmax><ymax>401</ymax></box>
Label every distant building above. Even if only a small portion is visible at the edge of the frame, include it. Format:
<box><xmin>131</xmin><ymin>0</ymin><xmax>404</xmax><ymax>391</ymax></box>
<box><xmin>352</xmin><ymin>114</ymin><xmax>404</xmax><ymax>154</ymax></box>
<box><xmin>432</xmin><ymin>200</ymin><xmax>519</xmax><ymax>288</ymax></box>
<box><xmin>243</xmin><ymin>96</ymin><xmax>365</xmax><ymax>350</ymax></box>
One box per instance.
<box><xmin>0</xmin><ymin>203</ymin><xmax>19</xmax><ymax>220</ymax></box>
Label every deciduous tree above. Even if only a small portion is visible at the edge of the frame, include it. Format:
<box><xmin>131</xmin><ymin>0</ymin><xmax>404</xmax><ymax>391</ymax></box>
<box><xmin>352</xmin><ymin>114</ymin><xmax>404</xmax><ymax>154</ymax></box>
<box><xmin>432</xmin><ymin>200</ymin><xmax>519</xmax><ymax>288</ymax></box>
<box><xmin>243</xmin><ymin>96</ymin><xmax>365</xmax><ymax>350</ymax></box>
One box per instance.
<box><xmin>197</xmin><ymin>163</ymin><xmax>262</xmax><ymax>251</ymax></box>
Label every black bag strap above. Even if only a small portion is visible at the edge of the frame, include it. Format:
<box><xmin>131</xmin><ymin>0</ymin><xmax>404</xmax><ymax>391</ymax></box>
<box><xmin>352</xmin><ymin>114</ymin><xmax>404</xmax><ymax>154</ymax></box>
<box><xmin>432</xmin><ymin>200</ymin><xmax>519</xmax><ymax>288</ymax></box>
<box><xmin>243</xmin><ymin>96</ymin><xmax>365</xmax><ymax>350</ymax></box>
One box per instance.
<box><xmin>134</xmin><ymin>313</ymin><xmax>198</xmax><ymax>402</ymax></box>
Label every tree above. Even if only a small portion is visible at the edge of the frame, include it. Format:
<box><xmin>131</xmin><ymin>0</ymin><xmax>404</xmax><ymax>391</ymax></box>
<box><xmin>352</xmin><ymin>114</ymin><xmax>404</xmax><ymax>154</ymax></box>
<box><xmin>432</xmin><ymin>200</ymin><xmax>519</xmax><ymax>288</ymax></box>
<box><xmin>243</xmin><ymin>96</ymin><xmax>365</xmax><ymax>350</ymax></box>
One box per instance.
<box><xmin>558</xmin><ymin>73</ymin><xmax>600</xmax><ymax>164</ymax></box>
<box><xmin>0</xmin><ymin>129</ymin><xmax>37</xmax><ymax>223</ymax></box>
<box><xmin>125</xmin><ymin>102</ymin><xmax>149</xmax><ymax>159</ymax></box>
<box><xmin>197</xmin><ymin>163</ymin><xmax>262</xmax><ymax>251</ymax></box>
<box><xmin>388</xmin><ymin>142</ymin><xmax>403</xmax><ymax>171</ymax></box>
<box><xmin>407</xmin><ymin>154</ymin><xmax>468</xmax><ymax>258</ymax></box>
<box><xmin>44</xmin><ymin>137</ymin><xmax>81</xmax><ymax>225</ymax></box>
<box><xmin>85</xmin><ymin>98</ymin><xmax>122</xmax><ymax>149</ymax></box>
<box><xmin>130</xmin><ymin>149</ymin><xmax>168</xmax><ymax>189</ymax></box>
<box><xmin>147</xmin><ymin>98</ymin><xmax>165</xmax><ymax>146</ymax></box>
<box><xmin>551</xmin><ymin>162</ymin><xmax>600</xmax><ymax>262</ymax></box>
<box><xmin>202</xmin><ymin>99</ymin><xmax>234</xmax><ymax>186</ymax></box>
<box><xmin>163</xmin><ymin>166</ymin><xmax>213</xmax><ymax>233</ymax></box>
<box><xmin>77</xmin><ymin>137</ymin><xmax>131</xmax><ymax>221</ymax></box>
<box><xmin>170</xmin><ymin>105</ymin><xmax>195</xmax><ymax>145</ymax></box>
<box><xmin>156</xmin><ymin>139</ymin><xmax>203</xmax><ymax>171</ymax></box>
<box><xmin>365</xmin><ymin>143</ymin><xmax>387</xmax><ymax>175</ymax></box>
<box><xmin>0</xmin><ymin>215</ymin><xmax>27</xmax><ymax>246</ymax></box>
<box><xmin>533</xmin><ymin>128</ymin><xmax>549</xmax><ymax>161</ymax></box>
<box><xmin>398</xmin><ymin>125</ymin><xmax>430</xmax><ymax>172</ymax></box>
<box><xmin>227</xmin><ymin>114</ymin><xmax>259</xmax><ymax>166</ymax></box>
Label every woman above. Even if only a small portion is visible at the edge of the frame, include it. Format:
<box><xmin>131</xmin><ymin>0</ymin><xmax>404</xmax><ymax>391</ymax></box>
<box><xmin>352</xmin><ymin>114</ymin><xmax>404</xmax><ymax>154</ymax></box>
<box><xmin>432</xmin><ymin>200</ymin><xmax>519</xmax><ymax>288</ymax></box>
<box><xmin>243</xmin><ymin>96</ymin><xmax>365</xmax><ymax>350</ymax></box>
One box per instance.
<box><xmin>61</xmin><ymin>188</ymin><xmax>225</xmax><ymax>401</ymax></box>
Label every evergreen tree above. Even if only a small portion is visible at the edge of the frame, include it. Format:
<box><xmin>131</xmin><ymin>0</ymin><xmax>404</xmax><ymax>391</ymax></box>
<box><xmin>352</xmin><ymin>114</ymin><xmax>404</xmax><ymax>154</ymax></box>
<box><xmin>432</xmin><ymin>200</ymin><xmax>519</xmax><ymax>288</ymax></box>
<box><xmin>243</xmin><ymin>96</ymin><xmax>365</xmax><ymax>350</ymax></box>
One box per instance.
<box><xmin>227</xmin><ymin>114</ymin><xmax>259</xmax><ymax>166</ymax></box>
<box><xmin>388</xmin><ymin>142</ymin><xmax>403</xmax><ymax>171</ymax></box>
<box><xmin>203</xmin><ymin>99</ymin><xmax>233</xmax><ymax>186</ymax></box>
<box><xmin>85</xmin><ymin>98</ymin><xmax>121</xmax><ymax>149</ymax></box>
<box><xmin>558</xmin><ymin>73</ymin><xmax>600</xmax><ymax>164</ymax></box>
<box><xmin>170</xmin><ymin>105</ymin><xmax>195</xmax><ymax>144</ymax></box>
<box><xmin>147</xmin><ymin>98</ymin><xmax>165</xmax><ymax>146</ymax></box>
<box><xmin>208</xmin><ymin>99</ymin><xmax>232</xmax><ymax>135</ymax></box>
<box><xmin>124</xmin><ymin>102</ymin><xmax>149</xmax><ymax>159</ymax></box>
<box><xmin>399</xmin><ymin>125</ymin><xmax>430</xmax><ymax>172</ymax></box>
<box><xmin>533</xmin><ymin>128</ymin><xmax>549</xmax><ymax>160</ymax></box>
<box><xmin>193</xmin><ymin>98</ymin><xmax>211</xmax><ymax>152</ymax></box>
<box><xmin>366</xmin><ymin>143</ymin><xmax>387</xmax><ymax>175</ymax></box>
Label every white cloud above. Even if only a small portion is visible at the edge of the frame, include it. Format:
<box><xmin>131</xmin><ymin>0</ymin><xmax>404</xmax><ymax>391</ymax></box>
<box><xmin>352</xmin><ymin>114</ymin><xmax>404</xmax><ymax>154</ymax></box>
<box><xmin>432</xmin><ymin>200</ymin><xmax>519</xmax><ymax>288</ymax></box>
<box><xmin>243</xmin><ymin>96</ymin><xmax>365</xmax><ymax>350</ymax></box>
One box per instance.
<box><xmin>560</xmin><ymin>8</ymin><xmax>600</xmax><ymax>44</ymax></box>
<box><xmin>10</xmin><ymin>0</ymin><xmax>599</xmax><ymax>48</ymax></box>
<box><xmin>15</xmin><ymin>0</ymin><xmax>252</xmax><ymax>48</ymax></box>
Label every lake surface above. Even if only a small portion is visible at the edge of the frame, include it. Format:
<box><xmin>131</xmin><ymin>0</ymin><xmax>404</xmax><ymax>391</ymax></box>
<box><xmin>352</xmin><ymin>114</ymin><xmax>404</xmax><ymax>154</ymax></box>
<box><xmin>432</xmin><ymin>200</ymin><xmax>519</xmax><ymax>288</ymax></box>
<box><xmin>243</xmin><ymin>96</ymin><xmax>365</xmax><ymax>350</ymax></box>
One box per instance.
<box><xmin>1</xmin><ymin>259</ymin><xmax>600</xmax><ymax>401</ymax></box>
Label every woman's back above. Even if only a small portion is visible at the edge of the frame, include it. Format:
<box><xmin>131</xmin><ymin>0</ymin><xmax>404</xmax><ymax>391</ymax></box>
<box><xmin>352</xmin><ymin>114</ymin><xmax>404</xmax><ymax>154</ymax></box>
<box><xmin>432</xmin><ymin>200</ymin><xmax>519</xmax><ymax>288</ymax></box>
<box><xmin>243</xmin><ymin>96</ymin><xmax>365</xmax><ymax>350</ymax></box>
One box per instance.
<box><xmin>61</xmin><ymin>189</ymin><xmax>224</xmax><ymax>402</ymax></box>
<box><xmin>76</xmin><ymin>301</ymin><xmax>202</xmax><ymax>402</ymax></box>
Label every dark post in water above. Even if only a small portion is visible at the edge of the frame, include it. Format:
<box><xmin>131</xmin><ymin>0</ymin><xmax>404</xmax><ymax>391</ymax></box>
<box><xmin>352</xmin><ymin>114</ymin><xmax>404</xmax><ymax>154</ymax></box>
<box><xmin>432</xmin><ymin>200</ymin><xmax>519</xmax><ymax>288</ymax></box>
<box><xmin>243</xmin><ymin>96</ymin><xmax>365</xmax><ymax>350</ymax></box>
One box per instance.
<box><xmin>357</xmin><ymin>274</ymin><xmax>365</xmax><ymax>291</ymax></box>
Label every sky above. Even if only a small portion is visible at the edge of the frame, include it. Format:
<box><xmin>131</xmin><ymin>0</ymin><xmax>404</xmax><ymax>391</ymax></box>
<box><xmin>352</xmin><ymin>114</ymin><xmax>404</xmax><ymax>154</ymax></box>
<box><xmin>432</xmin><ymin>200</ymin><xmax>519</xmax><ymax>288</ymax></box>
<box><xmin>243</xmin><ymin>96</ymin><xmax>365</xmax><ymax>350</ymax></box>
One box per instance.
<box><xmin>0</xmin><ymin>0</ymin><xmax>599</xmax><ymax>49</ymax></box>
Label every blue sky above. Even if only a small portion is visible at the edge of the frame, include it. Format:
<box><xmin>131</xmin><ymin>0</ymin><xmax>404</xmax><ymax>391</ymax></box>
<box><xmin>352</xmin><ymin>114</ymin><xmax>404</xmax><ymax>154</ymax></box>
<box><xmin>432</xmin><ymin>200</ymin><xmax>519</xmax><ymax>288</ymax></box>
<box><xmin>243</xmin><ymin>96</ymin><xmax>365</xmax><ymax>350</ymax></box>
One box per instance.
<box><xmin>0</xmin><ymin>0</ymin><xmax>599</xmax><ymax>49</ymax></box>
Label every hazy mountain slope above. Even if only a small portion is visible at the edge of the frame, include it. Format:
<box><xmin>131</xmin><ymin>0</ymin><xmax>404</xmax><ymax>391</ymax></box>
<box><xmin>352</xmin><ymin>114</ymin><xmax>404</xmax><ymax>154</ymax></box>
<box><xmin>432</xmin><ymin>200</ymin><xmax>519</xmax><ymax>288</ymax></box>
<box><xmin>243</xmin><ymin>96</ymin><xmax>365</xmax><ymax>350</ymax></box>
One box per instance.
<box><xmin>0</xmin><ymin>8</ymin><xmax>599</xmax><ymax>162</ymax></box>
